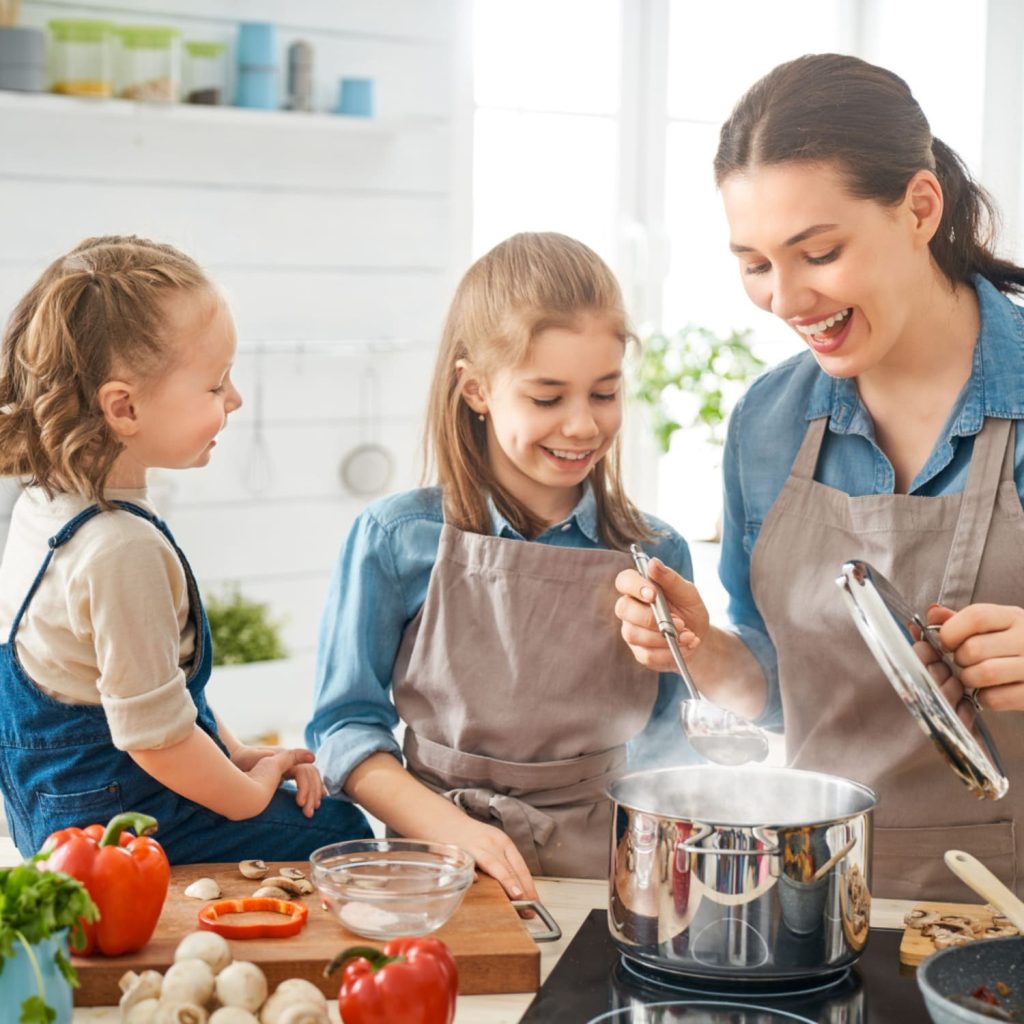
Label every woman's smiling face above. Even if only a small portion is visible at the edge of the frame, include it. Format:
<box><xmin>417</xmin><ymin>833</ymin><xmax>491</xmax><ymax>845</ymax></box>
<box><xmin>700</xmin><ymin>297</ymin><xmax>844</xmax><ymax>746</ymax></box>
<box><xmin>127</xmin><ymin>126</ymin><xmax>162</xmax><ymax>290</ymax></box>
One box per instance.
<box><xmin>721</xmin><ymin>160</ymin><xmax>936</xmax><ymax>379</ymax></box>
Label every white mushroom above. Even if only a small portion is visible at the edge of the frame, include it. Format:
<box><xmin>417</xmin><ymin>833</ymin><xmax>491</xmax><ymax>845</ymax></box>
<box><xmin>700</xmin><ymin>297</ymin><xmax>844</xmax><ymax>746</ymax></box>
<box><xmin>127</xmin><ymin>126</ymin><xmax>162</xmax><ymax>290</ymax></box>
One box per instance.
<box><xmin>239</xmin><ymin>859</ymin><xmax>270</xmax><ymax>880</ymax></box>
<box><xmin>277</xmin><ymin>1004</ymin><xmax>330</xmax><ymax>1024</ymax></box>
<box><xmin>209</xmin><ymin>1010</ymin><xmax>260</xmax><ymax>1024</ymax></box>
<box><xmin>174</xmin><ymin>931</ymin><xmax>233</xmax><ymax>974</ymax></box>
<box><xmin>153</xmin><ymin>1004</ymin><xmax>209</xmax><ymax>1024</ymax></box>
<box><xmin>119</xmin><ymin>970</ymin><xmax>163</xmax><ymax>1014</ymax></box>
<box><xmin>270</xmin><ymin>979</ymin><xmax>326</xmax><ymax>1007</ymax></box>
<box><xmin>279</xmin><ymin>868</ymin><xmax>306</xmax><ymax>881</ymax></box>
<box><xmin>184</xmin><ymin>877</ymin><xmax>222</xmax><ymax>900</ymax></box>
<box><xmin>123</xmin><ymin>998</ymin><xmax>160</xmax><ymax>1024</ymax></box>
<box><xmin>260</xmin><ymin>981</ymin><xmax>330</xmax><ymax>1024</ymax></box>
<box><xmin>215</xmin><ymin>961</ymin><xmax>268</xmax><ymax>1014</ymax></box>
<box><xmin>161</xmin><ymin>959</ymin><xmax>215</xmax><ymax>1007</ymax></box>
<box><xmin>260</xmin><ymin>877</ymin><xmax>305</xmax><ymax>897</ymax></box>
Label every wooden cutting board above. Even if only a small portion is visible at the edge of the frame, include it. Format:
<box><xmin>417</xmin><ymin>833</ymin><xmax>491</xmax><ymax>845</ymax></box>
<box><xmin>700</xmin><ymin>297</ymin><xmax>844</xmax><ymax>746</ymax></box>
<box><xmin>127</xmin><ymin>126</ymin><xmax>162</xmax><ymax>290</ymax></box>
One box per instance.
<box><xmin>898</xmin><ymin>900</ymin><xmax>1011</xmax><ymax>965</ymax></box>
<box><xmin>72</xmin><ymin>861</ymin><xmax>539</xmax><ymax>1005</ymax></box>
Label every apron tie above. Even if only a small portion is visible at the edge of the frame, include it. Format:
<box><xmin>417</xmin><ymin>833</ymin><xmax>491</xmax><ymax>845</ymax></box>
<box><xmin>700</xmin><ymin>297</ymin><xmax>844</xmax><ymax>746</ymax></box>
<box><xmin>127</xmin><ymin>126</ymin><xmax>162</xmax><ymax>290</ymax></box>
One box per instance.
<box><xmin>446</xmin><ymin>787</ymin><xmax>556</xmax><ymax>875</ymax></box>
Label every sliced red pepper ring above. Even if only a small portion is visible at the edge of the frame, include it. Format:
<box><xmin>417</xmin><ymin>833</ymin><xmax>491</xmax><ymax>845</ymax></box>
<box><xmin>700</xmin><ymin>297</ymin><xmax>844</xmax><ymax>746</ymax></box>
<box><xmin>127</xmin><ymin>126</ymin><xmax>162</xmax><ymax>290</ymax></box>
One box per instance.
<box><xmin>198</xmin><ymin>897</ymin><xmax>308</xmax><ymax>939</ymax></box>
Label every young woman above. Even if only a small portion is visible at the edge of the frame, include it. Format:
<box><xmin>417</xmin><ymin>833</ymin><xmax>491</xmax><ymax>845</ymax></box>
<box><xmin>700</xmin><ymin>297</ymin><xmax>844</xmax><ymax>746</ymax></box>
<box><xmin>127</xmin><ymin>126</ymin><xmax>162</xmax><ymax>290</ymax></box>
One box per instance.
<box><xmin>616</xmin><ymin>54</ymin><xmax>1024</xmax><ymax>900</ymax></box>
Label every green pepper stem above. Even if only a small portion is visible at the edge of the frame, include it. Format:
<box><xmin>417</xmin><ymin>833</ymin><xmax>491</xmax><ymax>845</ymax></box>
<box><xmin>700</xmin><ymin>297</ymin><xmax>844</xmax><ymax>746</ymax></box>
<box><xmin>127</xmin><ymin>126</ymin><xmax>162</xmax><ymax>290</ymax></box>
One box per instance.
<box><xmin>324</xmin><ymin>945</ymin><xmax>406</xmax><ymax>977</ymax></box>
<box><xmin>99</xmin><ymin>812</ymin><xmax>158</xmax><ymax>847</ymax></box>
<box><xmin>15</xmin><ymin>930</ymin><xmax>47</xmax><ymax>1008</ymax></box>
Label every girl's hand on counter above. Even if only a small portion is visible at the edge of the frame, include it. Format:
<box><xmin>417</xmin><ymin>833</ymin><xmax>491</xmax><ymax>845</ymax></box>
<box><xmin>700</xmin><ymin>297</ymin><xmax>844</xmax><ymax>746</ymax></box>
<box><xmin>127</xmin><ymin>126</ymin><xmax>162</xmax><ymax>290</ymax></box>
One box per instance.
<box><xmin>445</xmin><ymin>816</ymin><xmax>539</xmax><ymax>903</ymax></box>
<box><xmin>614</xmin><ymin>558</ymin><xmax>709</xmax><ymax>671</ymax></box>
<box><xmin>929</xmin><ymin>602</ymin><xmax>1024</xmax><ymax>712</ymax></box>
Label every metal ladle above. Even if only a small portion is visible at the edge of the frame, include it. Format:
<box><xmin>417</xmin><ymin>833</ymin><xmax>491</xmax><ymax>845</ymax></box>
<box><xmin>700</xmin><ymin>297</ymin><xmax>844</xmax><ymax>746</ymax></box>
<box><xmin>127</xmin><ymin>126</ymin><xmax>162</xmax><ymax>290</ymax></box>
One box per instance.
<box><xmin>630</xmin><ymin>545</ymin><xmax>770</xmax><ymax>766</ymax></box>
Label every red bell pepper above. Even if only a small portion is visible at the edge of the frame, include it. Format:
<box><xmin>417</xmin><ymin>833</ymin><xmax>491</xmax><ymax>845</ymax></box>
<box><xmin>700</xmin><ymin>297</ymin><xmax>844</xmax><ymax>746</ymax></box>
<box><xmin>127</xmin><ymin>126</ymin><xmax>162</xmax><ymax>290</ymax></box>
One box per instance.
<box><xmin>325</xmin><ymin>936</ymin><xmax>458</xmax><ymax>1024</ymax></box>
<box><xmin>38</xmin><ymin>811</ymin><xmax>169</xmax><ymax>956</ymax></box>
<box><xmin>198</xmin><ymin>897</ymin><xmax>308</xmax><ymax>939</ymax></box>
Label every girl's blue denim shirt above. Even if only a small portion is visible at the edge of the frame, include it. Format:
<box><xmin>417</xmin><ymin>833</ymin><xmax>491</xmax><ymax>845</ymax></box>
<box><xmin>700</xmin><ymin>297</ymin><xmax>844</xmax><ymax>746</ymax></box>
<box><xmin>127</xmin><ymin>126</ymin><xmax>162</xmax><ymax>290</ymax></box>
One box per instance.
<box><xmin>307</xmin><ymin>484</ymin><xmax>695</xmax><ymax>795</ymax></box>
<box><xmin>721</xmin><ymin>275</ymin><xmax>1024</xmax><ymax>729</ymax></box>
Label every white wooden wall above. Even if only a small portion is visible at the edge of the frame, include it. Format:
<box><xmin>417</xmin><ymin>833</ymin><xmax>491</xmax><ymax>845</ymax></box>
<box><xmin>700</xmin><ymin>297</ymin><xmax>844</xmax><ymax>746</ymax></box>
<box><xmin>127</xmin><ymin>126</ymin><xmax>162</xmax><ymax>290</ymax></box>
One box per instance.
<box><xmin>0</xmin><ymin>2</ymin><xmax>472</xmax><ymax>671</ymax></box>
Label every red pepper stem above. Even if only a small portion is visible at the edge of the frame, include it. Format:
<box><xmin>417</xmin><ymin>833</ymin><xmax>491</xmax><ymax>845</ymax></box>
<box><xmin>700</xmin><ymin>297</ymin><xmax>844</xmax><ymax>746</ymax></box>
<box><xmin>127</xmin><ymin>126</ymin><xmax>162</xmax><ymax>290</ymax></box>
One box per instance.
<box><xmin>324</xmin><ymin>945</ymin><xmax>407</xmax><ymax>977</ymax></box>
<box><xmin>99</xmin><ymin>812</ymin><xmax>158</xmax><ymax>847</ymax></box>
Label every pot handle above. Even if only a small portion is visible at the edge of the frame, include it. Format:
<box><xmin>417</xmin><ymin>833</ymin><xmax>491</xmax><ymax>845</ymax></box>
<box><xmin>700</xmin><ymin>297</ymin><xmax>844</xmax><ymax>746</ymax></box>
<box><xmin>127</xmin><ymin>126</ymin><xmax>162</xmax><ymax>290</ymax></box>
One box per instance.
<box><xmin>678</xmin><ymin>826</ymin><xmax>780</xmax><ymax>857</ymax></box>
<box><xmin>512</xmin><ymin>899</ymin><xmax>562</xmax><ymax>942</ymax></box>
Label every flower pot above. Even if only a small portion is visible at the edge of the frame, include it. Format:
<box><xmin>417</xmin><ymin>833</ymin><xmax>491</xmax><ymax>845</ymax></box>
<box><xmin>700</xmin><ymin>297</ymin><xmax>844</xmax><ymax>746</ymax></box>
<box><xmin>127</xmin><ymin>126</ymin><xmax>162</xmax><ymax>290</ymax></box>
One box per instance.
<box><xmin>0</xmin><ymin>930</ymin><xmax>73</xmax><ymax>1024</ymax></box>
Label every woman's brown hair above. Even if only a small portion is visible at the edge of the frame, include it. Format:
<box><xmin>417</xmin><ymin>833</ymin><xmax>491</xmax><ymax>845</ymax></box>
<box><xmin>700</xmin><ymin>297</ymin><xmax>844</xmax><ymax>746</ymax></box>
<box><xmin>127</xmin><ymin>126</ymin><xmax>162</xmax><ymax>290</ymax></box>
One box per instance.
<box><xmin>0</xmin><ymin>235</ymin><xmax>212</xmax><ymax>502</ymax></box>
<box><xmin>424</xmin><ymin>231</ymin><xmax>652</xmax><ymax>549</ymax></box>
<box><xmin>714</xmin><ymin>53</ymin><xmax>1024</xmax><ymax>294</ymax></box>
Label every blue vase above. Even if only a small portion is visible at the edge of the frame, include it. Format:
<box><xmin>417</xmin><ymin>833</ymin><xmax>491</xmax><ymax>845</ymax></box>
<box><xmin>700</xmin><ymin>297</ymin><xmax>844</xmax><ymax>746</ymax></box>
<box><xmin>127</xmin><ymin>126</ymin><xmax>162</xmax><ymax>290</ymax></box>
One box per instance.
<box><xmin>1</xmin><ymin>930</ymin><xmax>73</xmax><ymax>1024</ymax></box>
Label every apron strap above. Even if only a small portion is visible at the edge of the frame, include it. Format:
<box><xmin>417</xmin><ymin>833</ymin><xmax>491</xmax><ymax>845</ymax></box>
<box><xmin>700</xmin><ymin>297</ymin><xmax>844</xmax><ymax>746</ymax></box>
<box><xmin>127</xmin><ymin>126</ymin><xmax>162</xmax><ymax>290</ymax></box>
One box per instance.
<box><xmin>790</xmin><ymin>417</ymin><xmax>829</xmax><ymax>480</ymax></box>
<box><xmin>446</xmin><ymin>788</ymin><xmax>555</xmax><ymax>875</ymax></box>
<box><xmin>938</xmin><ymin>418</ymin><xmax>1013</xmax><ymax>608</ymax></box>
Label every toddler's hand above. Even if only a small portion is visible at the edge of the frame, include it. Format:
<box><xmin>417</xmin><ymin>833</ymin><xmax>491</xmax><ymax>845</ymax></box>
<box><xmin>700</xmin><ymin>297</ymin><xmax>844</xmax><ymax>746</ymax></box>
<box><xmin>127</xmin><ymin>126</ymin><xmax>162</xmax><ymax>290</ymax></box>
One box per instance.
<box><xmin>243</xmin><ymin>747</ymin><xmax>317</xmax><ymax>798</ymax></box>
<box><xmin>285</xmin><ymin>761</ymin><xmax>328</xmax><ymax>817</ymax></box>
<box><xmin>231</xmin><ymin>743</ymin><xmax>315</xmax><ymax>773</ymax></box>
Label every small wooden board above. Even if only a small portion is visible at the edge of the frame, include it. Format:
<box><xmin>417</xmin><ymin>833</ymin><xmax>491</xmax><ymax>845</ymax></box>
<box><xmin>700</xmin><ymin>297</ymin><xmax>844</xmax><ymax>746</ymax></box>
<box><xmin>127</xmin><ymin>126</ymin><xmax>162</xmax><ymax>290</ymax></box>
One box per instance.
<box><xmin>898</xmin><ymin>900</ymin><xmax>1009</xmax><ymax>965</ymax></box>
<box><xmin>72</xmin><ymin>861</ymin><xmax>539</xmax><ymax>1005</ymax></box>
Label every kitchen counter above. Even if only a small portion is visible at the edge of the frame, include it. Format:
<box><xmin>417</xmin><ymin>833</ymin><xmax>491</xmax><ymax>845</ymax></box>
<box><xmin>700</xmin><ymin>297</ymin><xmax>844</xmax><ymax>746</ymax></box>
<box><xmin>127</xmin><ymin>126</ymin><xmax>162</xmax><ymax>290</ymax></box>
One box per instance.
<box><xmin>62</xmin><ymin>876</ymin><xmax>913</xmax><ymax>1024</ymax></box>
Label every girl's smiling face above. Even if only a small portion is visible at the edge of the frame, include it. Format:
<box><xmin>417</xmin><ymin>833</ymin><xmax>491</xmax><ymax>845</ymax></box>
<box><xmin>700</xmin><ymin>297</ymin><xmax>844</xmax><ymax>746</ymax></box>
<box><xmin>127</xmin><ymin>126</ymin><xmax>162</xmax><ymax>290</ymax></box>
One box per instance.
<box><xmin>720</xmin><ymin>160</ymin><xmax>939</xmax><ymax>379</ymax></box>
<box><xmin>465</xmin><ymin>315</ymin><xmax>624</xmax><ymax>524</ymax></box>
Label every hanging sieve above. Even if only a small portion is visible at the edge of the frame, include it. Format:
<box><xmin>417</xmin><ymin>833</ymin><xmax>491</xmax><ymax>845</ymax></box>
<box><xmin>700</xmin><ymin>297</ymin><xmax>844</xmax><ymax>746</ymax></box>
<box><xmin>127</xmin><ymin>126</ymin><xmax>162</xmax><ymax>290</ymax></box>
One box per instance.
<box><xmin>339</xmin><ymin>362</ymin><xmax>393</xmax><ymax>497</ymax></box>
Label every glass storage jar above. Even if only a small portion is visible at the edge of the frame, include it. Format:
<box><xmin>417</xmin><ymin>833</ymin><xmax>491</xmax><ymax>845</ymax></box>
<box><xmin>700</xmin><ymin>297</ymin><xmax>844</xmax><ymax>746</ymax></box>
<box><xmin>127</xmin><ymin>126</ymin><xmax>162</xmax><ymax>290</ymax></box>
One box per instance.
<box><xmin>116</xmin><ymin>25</ymin><xmax>180</xmax><ymax>102</ymax></box>
<box><xmin>182</xmin><ymin>40</ymin><xmax>227</xmax><ymax>104</ymax></box>
<box><xmin>48</xmin><ymin>19</ymin><xmax>114</xmax><ymax>97</ymax></box>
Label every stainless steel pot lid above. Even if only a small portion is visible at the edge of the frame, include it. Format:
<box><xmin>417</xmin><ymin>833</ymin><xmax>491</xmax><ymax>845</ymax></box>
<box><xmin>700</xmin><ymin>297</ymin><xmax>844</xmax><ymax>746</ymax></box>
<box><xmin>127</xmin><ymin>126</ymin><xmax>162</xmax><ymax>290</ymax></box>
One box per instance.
<box><xmin>835</xmin><ymin>560</ymin><xmax>1008</xmax><ymax>800</ymax></box>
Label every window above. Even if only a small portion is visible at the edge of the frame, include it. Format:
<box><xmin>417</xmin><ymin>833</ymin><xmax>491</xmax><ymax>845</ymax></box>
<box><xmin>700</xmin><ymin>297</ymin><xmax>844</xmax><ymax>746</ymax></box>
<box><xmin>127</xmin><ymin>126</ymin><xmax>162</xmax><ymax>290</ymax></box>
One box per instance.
<box><xmin>471</xmin><ymin>2</ymin><xmax>997</xmax><ymax>538</ymax></box>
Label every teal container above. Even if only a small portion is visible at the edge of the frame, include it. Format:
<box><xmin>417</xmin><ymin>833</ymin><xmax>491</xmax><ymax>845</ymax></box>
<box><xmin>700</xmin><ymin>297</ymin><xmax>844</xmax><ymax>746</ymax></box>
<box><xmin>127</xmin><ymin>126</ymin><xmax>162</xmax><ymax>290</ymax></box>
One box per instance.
<box><xmin>0</xmin><ymin>931</ymin><xmax>73</xmax><ymax>1024</ymax></box>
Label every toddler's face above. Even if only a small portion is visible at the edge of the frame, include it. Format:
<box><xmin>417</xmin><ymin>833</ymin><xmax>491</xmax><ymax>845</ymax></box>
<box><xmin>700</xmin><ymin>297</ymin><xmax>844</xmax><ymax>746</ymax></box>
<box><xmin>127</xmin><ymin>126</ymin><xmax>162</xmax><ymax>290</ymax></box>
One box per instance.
<box><xmin>130</xmin><ymin>290</ymin><xmax>243</xmax><ymax>474</ymax></box>
<box><xmin>477</xmin><ymin>315</ymin><xmax>624</xmax><ymax>522</ymax></box>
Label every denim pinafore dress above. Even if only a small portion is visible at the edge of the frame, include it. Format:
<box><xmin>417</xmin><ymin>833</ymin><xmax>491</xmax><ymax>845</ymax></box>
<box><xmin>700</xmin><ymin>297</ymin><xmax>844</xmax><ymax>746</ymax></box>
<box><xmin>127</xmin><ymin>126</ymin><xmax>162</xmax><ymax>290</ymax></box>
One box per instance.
<box><xmin>0</xmin><ymin>501</ymin><xmax>371</xmax><ymax>862</ymax></box>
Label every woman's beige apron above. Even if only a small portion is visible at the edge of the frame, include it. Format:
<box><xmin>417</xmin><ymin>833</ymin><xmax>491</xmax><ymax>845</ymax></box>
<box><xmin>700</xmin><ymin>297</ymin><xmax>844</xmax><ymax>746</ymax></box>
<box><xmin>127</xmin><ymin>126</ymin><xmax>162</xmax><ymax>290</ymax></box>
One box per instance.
<box><xmin>391</xmin><ymin>522</ymin><xmax>659</xmax><ymax>878</ymax></box>
<box><xmin>751</xmin><ymin>415</ymin><xmax>1024</xmax><ymax>900</ymax></box>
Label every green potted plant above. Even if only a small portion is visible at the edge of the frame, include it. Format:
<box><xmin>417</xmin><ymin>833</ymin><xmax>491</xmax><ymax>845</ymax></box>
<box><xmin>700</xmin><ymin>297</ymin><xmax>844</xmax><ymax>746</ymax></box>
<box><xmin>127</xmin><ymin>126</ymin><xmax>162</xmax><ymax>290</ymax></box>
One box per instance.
<box><xmin>0</xmin><ymin>861</ymin><xmax>98</xmax><ymax>1024</ymax></box>
<box><xmin>205</xmin><ymin>585</ymin><xmax>287</xmax><ymax>667</ymax></box>
<box><xmin>630</xmin><ymin>324</ymin><xmax>766</xmax><ymax>454</ymax></box>
<box><xmin>629</xmin><ymin>325</ymin><xmax>766</xmax><ymax>540</ymax></box>
<box><xmin>204</xmin><ymin>585</ymin><xmax>294</xmax><ymax>745</ymax></box>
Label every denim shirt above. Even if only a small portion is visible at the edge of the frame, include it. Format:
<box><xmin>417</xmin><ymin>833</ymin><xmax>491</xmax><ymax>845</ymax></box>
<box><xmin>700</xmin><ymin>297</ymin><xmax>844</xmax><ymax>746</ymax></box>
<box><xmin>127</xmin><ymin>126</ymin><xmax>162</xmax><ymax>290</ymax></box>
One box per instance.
<box><xmin>307</xmin><ymin>485</ymin><xmax>695</xmax><ymax>795</ymax></box>
<box><xmin>721</xmin><ymin>276</ymin><xmax>1024</xmax><ymax>728</ymax></box>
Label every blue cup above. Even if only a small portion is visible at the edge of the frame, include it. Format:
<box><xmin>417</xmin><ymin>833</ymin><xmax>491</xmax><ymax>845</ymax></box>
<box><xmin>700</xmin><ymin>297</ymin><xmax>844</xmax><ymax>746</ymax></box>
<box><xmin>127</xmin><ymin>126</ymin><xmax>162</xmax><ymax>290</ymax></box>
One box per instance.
<box><xmin>336</xmin><ymin>77</ymin><xmax>374</xmax><ymax>117</ymax></box>
<box><xmin>236</xmin><ymin>69</ymin><xmax>277</xmax><ymax>109</ymax></box>
<box><xmin>236</xmin><ymin>22</ymin><xmax>277</xmax><ymax>67</ymax></box>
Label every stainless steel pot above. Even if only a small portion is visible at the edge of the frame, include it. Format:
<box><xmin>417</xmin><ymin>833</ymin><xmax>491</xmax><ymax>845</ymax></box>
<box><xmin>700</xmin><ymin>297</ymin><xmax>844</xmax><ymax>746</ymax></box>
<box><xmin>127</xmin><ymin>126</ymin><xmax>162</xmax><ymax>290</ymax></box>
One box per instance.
<box><xmin>608</xmin><ymin>765</ymin><xmax>877</xmax><ymax>982</ymax></box>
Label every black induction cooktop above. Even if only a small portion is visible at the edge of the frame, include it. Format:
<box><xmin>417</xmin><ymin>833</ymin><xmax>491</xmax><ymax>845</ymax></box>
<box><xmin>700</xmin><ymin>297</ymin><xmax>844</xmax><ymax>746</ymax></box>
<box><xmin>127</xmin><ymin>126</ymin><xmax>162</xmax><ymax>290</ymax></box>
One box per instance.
<box><xmin>519</xmin><ymin>910</ymin><xmax>930</xmax><ymax>1023</ymax></box>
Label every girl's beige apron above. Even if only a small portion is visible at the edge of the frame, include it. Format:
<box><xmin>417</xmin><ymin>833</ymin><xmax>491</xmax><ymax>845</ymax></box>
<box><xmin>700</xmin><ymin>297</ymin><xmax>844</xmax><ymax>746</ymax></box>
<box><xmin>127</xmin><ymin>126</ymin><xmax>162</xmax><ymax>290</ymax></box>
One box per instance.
<box><xmin>391</xmin><ymin>523</ymin><xmax>659</xmax><ymax>878</ymax></box>
<box><xmin>751</xmin><ymin>415</ymin><xmax>1024</xmax><ymax>900</ymax></box>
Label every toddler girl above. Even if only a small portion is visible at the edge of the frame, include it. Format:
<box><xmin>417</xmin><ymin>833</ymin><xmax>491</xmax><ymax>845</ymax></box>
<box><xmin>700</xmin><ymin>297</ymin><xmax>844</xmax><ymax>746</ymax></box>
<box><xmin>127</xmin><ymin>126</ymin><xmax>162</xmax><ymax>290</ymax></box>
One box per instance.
<box><xmin>0</xmin><ymin>235</ymin><xmax>372</xmax><ymax>860</ymax></box>
<box><xmin>308</xmin><ymin>232</ymin><xmax>695</xmax><ymax>898</ymax></box>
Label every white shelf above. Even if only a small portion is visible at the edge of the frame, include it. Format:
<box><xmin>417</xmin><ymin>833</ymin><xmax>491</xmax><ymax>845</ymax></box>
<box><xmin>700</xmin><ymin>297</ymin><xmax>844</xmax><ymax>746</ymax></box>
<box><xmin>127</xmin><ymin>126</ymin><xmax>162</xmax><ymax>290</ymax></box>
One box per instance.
<box><xmin>0</xmin><ymin>88</ymin><xmax>443</xmax><ymax>133</ymax></box>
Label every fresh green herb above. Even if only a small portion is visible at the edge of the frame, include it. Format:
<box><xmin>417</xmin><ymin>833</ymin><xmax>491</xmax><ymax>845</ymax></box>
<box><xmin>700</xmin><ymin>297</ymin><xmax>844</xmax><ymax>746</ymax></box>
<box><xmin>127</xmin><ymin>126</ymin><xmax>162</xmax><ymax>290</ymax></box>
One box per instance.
<box><xmin>204</xmin><ymin>585</ymin><xmax>287</xmax><ymax>666</ymax></box>
<box><xmin>0</xmin><ymin>861</ymin><xmax>99</xmax><ymax>1024</ymax></box>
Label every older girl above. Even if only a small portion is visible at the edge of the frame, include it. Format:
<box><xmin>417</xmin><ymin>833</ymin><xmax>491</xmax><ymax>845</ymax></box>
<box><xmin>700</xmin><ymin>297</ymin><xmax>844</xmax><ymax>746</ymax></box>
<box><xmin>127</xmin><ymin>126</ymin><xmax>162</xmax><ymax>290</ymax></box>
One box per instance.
<box><xmin>0</xmin><ymin>235</ymin><xmax>372</xmax><ymax>859</ymax></box>
<box><xmin>308</xmin><ymin>232</ymin><xmax>695</xmax><ymax>897</ymax></box>
<box><xmin>616</xmin><ymin>54</ymin><xmax>1024</xmax><ymax>900</ymax></box>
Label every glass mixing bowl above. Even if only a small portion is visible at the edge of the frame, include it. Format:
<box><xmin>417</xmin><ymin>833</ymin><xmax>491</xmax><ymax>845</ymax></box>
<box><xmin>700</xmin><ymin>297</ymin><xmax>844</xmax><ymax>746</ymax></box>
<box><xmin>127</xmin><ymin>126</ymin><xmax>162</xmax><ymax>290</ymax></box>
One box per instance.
<box><xmin>310</xmin><ymin>839</ymin><xmax>475</xmax><ymax>939</ymax></box>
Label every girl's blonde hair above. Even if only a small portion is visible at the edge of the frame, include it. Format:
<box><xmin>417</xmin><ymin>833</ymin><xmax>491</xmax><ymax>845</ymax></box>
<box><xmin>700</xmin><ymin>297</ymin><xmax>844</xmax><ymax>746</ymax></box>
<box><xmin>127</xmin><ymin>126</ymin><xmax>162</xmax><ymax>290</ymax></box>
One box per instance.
<box><xmin>425</xmin><ymin>231</ymin><xmax>653</xmax><ymax>549</ymax></box>
<box><xmin>0</xmin><ymin>235</ymin><xmax>212</xmax><ymax>502</ymax></box>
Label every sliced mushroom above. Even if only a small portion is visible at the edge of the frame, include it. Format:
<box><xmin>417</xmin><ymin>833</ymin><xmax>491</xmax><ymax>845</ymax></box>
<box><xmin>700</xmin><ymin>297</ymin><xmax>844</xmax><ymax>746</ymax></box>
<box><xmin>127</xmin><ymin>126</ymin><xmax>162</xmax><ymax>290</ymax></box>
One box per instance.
<box><xmin>903</xmin><ymin>908</ymin><xmax>939</xmax><ymax>929</ymax></box>
<box><xmin>262</xmin><ymin>875</ymin><xmax>316</xmax><ymax>897</ymax></box>
<box><xmin>184</xmin><ymin>877</ymin><xmax>222</xmax><ymax>900</ymax></box>
<box><xmin>937</xmin><ymin>915</ymin><xmax>973</xmax><ymax>932</ymax></box>
<box><xmin>252</xmin><ymin>885</ymin><xmax>293</xmax><ymax>899</ymax></box>
<box><xmin>279</xmin><ymin>867</ymin><xmax>306</xmax><ymax>881</ymax></box>
<box><xmin>932</xmin><ymin>929</ymin><xmax>971</xmax><ymax>949</ymax></box>
<box><xmin>239</xmin><ymin>859</ymin><xmax>270</xmax><ymax>880</ymax></box>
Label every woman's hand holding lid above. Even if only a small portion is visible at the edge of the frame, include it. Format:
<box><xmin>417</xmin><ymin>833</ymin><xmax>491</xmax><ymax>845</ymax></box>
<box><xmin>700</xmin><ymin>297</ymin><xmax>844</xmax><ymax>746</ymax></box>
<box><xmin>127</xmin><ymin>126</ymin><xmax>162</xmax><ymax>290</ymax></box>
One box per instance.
<box><xmin>928</xmin><ymin>602</ymin><xmax>1024</xmax><ymax>712</ymax></box>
